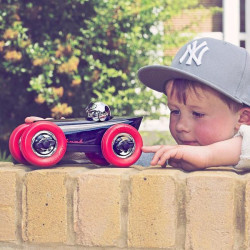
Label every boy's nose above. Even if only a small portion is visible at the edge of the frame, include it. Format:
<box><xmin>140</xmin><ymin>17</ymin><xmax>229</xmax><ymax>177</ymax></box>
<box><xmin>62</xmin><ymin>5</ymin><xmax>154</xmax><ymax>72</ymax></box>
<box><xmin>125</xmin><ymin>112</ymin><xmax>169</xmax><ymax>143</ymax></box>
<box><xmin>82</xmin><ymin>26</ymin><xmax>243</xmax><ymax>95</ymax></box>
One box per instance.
<box><xmin>175</xmin><ymin>116</ymin><xmax>191</xmax><ymax>133</ymax></box>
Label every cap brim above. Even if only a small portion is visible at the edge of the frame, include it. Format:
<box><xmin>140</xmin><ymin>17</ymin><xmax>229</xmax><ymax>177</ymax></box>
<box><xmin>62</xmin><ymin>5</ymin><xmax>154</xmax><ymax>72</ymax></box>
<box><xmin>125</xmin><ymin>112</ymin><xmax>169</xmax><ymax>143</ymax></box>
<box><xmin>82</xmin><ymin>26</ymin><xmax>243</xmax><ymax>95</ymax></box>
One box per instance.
<box><xmin>138</xmin><ymin>65</ymin><xmax>245</xmax><ymax>105</ymax></box>
<box><xmin>137</xmin><ymin>65</ymin><xmax>214</xmax><ymax>93</ymax></box>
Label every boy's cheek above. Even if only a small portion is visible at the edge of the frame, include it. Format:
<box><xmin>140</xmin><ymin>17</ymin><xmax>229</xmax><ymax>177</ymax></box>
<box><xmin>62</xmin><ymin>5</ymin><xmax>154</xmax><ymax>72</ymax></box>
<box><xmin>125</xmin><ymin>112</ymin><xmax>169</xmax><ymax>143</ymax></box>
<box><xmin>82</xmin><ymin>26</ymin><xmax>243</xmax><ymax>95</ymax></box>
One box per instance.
<box><xmin>194</xmin><ymin>125</ymin><xmax>229</xmax><ymax>145</ymax></box>
<box><xmin>169</xmin><ymin>127</ymin><xmax>181</xmax><ymax>144</ymax></box>
<box><xmin>195</xmin><ymin>131</ymin><xmax>215</xmax><ymax>145</ymax></box>
<box><xmin>169</xmin><ymin>119</ymin><xmax>232</xmax><ymax>145</ymax></box>
<box><xmin>169</xmin><ymin>123</ymin><xmax>177</xmax><ymax>139</ymax></box>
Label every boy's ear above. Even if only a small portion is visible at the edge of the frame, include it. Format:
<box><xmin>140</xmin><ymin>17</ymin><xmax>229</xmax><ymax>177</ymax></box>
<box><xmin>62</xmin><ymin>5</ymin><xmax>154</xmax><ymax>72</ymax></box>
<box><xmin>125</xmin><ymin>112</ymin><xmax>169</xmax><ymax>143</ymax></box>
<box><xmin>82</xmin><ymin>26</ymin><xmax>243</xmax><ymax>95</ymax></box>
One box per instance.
<box><xmin>237</xmin><ymin>108</ymin><xmax>250</xmax><ymax>127</ymax></box>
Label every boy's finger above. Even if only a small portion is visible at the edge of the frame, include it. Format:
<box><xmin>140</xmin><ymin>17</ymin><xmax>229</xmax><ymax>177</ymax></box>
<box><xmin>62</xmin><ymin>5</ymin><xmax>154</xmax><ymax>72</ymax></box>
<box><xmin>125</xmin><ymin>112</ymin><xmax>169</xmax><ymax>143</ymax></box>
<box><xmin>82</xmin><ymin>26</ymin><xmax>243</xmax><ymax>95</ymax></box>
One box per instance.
<box><xmin>141</xmin><ymin>145</ymin><xmax>162</xmax><ymax>153</ymax></box>
<box><xmin>150</xmin><ymin>147</ymin><xmax>167</xmax><ymax>165</ymax></box>
<box><xmin>151</xmin><ymin>146</ymin><xmax>176</xmax><ymax>165</ymax></box>
<box><xmin>25</xmin><ymin>116</ymin><xmax>44</xmax><ymax>123</ymax></box>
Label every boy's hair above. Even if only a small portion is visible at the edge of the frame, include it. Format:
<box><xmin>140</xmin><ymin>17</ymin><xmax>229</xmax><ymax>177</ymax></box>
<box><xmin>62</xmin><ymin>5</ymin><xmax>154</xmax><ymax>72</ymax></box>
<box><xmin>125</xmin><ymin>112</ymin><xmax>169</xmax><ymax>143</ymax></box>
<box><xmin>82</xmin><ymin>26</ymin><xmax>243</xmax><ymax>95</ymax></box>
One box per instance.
<box><xmin>166</xmin><ymin>79</ymin><xmax>245</xmax><ymax>112</ymax></box>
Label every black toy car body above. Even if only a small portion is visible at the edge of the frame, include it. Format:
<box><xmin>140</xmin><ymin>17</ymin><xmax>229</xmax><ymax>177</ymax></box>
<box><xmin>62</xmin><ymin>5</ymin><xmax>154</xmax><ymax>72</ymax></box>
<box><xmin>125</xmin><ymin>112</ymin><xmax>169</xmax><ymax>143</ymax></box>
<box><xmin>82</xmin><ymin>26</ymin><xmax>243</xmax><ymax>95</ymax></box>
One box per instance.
<box><xmin>9</xmin><ymin>116</ymin><xmax>143</xmax><ymax>168</ymax></box>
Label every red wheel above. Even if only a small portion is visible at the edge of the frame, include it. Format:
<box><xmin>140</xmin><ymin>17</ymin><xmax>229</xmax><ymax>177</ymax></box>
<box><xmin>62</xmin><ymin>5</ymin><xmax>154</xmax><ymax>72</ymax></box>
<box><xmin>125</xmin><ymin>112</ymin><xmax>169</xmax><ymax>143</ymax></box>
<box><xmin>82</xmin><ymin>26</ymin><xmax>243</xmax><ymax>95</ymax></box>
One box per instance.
<box><xmin>9</xmin><ymin>123</ymin><xmax>30</xmax><ymax>164</ymax></box>
<box><xmin>85</xmin><ymin>152</ymin><xmax>110</xmax><ymax>166</ymax></box>
<box><xmin>20</xmin><ymin>121</ymin><xmax>67</xmax><ymax>167</ymax></box>
<box><xmin>101</xmin><ymin>124</ymin><xmax>143</xmax><ymax>167</ymax></box>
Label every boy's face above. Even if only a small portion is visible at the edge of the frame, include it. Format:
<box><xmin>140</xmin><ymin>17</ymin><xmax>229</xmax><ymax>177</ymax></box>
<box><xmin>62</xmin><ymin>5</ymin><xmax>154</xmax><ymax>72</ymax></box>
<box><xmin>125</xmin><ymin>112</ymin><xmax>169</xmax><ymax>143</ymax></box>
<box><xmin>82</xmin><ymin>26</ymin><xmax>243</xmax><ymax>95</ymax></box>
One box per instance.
<box><xmin>166</xmin><ymin>83</ymin><xmax>240</xmax><ymax>146</ymax></box>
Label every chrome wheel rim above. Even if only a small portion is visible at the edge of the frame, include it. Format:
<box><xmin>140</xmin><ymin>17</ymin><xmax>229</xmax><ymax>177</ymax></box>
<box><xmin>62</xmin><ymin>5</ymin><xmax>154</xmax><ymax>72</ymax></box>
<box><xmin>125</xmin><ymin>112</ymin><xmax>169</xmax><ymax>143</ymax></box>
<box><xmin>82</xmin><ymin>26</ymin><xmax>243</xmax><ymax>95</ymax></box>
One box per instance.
<box><xmin>31</xmin><ymin>131</ymin><xmax>58</xmax><ymax>157</ymax></box>
<box><xmin>112</xmin><ymin>133</ymin><xmax>135</xmax><ymax>158</ymax></box>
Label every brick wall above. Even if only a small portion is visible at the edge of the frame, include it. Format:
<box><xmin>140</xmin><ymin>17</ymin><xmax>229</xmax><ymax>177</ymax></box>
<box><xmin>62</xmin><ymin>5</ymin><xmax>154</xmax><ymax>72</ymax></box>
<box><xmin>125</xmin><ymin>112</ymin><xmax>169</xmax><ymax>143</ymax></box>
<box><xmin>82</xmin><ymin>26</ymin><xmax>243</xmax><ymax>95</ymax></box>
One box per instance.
<box><xmin>1</xmin><ymin>161</ymin><xmax>250</xmax><ymax>249</ymax></box>
<box><xmin>166</xmin><ymin>0</ymin><xmax>222</xmax><ymax>57</ymax></box>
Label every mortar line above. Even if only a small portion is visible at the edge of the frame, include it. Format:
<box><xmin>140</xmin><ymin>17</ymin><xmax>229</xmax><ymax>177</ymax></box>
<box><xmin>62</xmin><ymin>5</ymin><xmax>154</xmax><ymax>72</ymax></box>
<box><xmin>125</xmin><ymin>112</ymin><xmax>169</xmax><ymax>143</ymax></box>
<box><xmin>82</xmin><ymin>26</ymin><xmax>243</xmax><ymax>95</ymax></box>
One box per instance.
<box><xmin>119</xmin><ymin>170</ymin><xmax>130</xmax><ymax>248</ymax></box>
<box><xmin>16</xmin><ymin>168</ymin><xmax>29</xmax><ymax>245</ymax></box>
<box><xmin>234</xmin><ymin>174</ymin><xmax>247</xmax><ymax>250</ymax></box>
<box><xmin>174</xmin><ymin>170</ymin><xmax>188</xmax><ymax>250</ymax></box>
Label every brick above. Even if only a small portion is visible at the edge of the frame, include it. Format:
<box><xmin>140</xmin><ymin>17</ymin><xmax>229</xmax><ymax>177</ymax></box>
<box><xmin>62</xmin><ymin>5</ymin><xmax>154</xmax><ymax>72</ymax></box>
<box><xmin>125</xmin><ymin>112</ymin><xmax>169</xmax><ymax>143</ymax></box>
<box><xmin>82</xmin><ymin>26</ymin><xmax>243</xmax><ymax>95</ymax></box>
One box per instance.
<box><xmin>128</xmin><ymin>169</ymin><xmax>177</xmax><ymax>248</ymax></box>
<box><xmin>74</xmin><ymin>168</ymin><xmax>127</xmax><ymax>246</ymax></box>
<box><xmin>22</xmin><ymin>169</ymin><xmax>67</xmax><ymax>243</ymax></box>
<box><xmin>185</xmin><ymin>172</ymin><xmax>236</xmax><ymax>250</ymax></box>
<box><xmin>244</xmin><ymin>174</ymin><xmax>250</xmax><ymax>248</ymax></box>
<box><xmin>0</xmin><ymin>162</ymin><xmax>14</xmax><ymax>168</ymax></box>
<box><xmin>171</xmin><ymin>9</ymin><xmax>214</xmax><ymax>32</ymax></box>
<box><xmin>0</xmin><ymin>168</ymin><xmax>17</xmax><ymax>241</ymax></box>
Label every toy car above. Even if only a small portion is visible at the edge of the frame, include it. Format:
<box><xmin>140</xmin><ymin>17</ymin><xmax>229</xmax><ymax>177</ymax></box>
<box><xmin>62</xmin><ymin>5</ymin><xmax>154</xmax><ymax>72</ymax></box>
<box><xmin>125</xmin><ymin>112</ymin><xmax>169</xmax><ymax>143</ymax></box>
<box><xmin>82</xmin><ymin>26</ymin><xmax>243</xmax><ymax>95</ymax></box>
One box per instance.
<box><xmin>9</xmin><ymin>103</ymin><xmax>143</xmax><ymax>168</ymax></box>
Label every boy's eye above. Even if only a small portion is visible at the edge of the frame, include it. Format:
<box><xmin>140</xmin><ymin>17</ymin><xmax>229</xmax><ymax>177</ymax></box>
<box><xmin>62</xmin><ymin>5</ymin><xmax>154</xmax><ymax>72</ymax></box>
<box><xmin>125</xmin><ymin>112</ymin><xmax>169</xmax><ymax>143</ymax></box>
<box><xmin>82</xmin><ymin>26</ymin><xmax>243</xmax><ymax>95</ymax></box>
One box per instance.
<box><xmin>170</xmin><ymin>110</ymin><xmax>180</xmax><ymax>115</ymax></box>
<box><xmin>192</xmin><ymin>111</ymin><xmax>205</xmax><ymax>118</ymax></box>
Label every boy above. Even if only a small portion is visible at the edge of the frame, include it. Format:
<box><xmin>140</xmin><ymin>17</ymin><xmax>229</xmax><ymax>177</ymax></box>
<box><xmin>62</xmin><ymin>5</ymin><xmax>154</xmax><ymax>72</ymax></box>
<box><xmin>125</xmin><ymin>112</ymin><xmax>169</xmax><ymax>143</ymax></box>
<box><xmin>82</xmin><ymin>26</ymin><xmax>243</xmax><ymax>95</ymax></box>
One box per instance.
<box><xmin>138</xmin><ymin>37</ymin><xmax>250</xmax><ymax>171</ymax></box>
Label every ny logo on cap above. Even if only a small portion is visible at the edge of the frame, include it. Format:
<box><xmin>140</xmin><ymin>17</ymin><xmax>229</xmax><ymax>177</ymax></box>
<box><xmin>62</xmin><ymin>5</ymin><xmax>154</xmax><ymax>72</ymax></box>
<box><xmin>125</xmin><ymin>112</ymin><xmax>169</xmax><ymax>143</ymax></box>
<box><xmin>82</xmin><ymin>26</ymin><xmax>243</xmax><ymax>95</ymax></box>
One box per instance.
<box><xmin>179</xmin><ymin>40</ymin><xmax>209</xmax><ymax>66</ymax></box>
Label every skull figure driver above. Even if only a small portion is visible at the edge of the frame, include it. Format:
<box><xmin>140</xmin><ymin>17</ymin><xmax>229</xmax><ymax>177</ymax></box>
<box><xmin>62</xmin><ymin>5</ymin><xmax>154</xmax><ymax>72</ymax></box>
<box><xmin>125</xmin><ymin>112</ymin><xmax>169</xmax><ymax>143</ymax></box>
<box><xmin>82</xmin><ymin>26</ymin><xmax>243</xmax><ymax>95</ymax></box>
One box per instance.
<box><xmin>85</xmin><ymin>102</ymin><xmax>112</xmax><ymax>122</ymax></box>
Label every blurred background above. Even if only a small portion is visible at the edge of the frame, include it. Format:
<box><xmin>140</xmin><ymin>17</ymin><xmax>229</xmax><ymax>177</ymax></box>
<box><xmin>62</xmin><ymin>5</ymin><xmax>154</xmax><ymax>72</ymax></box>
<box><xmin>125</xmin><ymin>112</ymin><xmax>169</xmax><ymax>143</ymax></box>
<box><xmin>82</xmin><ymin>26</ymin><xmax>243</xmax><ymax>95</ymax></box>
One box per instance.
<box><xmin>0</xmin><ymin>0</ymin><xmax>248</xmax><ymax>161</ymax></box>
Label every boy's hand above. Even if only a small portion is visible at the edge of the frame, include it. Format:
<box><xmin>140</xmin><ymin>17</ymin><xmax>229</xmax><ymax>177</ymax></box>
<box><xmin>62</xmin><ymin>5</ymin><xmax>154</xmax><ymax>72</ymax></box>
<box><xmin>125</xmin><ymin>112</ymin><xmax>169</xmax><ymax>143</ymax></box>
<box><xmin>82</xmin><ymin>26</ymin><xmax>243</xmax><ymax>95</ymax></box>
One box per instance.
<box><xmin>142</xmin><ymin>136</ymin><xmax>242</xmax><ymax>171</ymax></box>
<box><xmin>142</xmin><ymin>145</ymin><xmax>211</xmax><ymax>171</ymax></box>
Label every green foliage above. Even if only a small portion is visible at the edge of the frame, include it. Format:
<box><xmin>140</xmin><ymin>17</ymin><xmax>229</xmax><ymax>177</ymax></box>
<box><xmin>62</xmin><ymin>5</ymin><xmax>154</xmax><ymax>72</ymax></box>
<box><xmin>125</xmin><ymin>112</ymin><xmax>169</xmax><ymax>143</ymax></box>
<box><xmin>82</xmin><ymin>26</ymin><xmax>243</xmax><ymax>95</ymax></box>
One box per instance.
<box><xmin>140</xmin><ymin>130</ymin><xmax>176</xmax><ymax>146</ymax></box>
<box><xmin>0</xmin><ymin>0</ymin><xmax>210</xmax><ymax>152</ymax></box>
<box><xmin>0</xmin><ymin>150</ymin><xmax>12</xmax><ymax>162</ymax></box>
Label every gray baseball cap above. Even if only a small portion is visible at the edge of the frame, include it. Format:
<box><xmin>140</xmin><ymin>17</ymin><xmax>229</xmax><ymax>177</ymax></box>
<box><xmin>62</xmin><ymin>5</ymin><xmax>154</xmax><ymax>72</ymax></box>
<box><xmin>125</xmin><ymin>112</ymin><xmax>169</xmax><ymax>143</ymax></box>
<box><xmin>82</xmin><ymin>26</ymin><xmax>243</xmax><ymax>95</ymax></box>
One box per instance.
<box><xmin>138</xmin><ymin>37</ymin><xmax>250</xmax><ymax>106</ymax></box>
